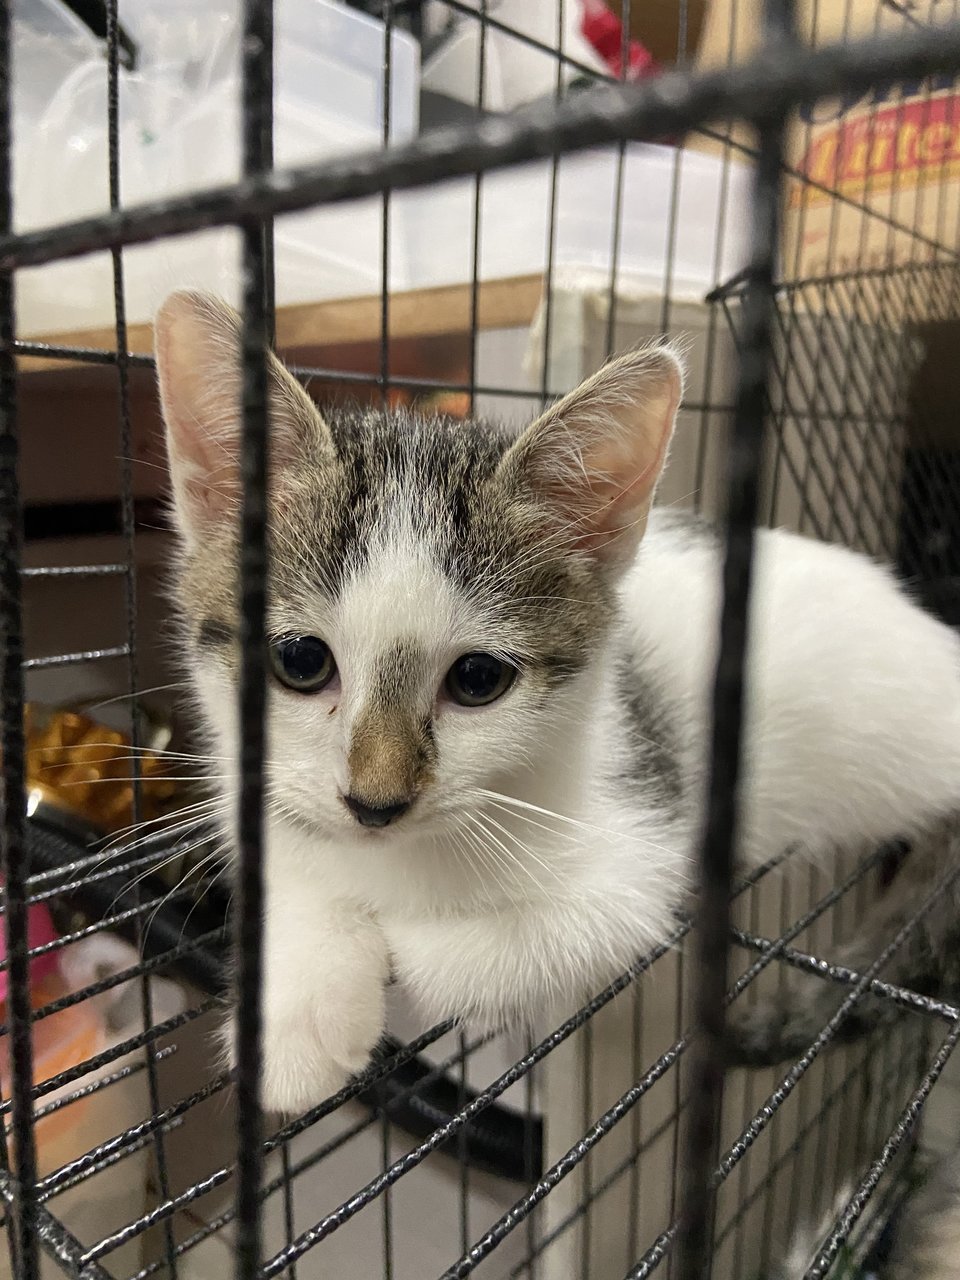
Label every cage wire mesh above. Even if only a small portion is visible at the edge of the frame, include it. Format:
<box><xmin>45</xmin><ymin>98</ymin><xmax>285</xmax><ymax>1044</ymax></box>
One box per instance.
<box><xmin>3</xmin><ymin>0</ymin><xmax>960</xmax><ymax>1278</ymax></box>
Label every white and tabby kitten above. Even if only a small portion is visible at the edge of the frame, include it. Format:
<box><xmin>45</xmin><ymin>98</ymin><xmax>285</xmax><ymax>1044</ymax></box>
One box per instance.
<box><xmin>155</xmin><ymin>290</ymin><xmax>960</xmax><ymax>1112</ymax></box>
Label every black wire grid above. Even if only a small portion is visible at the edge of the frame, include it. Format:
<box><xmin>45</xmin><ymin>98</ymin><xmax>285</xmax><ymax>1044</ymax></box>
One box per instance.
<box><xmin>5</xmin><ymin>1</ymin><xmax>960</xmax><ymax>1278</ymax></box>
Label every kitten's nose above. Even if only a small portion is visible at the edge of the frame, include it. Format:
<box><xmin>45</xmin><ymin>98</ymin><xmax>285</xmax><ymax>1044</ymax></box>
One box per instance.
<box><xmin>343</xmin><ymin>794</ymin><xmax>410</xmax><ymax>828</ymax></box>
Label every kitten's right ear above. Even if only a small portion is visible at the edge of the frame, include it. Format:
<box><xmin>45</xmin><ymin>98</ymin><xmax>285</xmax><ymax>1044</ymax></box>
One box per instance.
<box><xmin>500</xmin><ymin>342</ymin><xmax>684</xmax><ymax>571</ymax></box>
<box><xmin>154</xmin><ymin>290</ymin><xmax>325</xmax><ymax>547</ymax></box>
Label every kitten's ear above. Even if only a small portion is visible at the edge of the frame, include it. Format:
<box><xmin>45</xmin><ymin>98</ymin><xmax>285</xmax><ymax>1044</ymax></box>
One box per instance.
<box><xmin>503</xmin><ymin>343</ymin><xmax>683</xmax><ymax>570</ymax></box>
<box><xmin>154</xmin><ymin>290</ymin><xmax>325</xmax><ymax>547</ymax></box>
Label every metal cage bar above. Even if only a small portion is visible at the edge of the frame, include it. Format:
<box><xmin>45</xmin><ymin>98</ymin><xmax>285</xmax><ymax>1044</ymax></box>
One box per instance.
<box><xmin>4</xmin><ymin>3</ymin><xmax>960</xmax><ymax>1279</ymax></box>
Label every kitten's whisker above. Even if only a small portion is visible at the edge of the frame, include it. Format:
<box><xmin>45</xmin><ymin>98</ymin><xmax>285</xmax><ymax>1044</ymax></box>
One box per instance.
<box><xmin>475</xmin><ymin>789</ymin><xmax>617</xmax><ymax>835</ymax></box>
<box><xmin>471</xmin><ymin>526</ymin><xmax>567</xmax><ymax>579</ymax></box>
<box><xmin>34</xmin><ymin>760</ymin><xmax>204</xmax><ymax>779</ymax></box>
<box><xmin>30</xmin><ymin>742</ymin><xmax>227</xmax><ymax>764</ymax></box>
<box><xmin>463</xmin><ymin>810</ymin><xmax>551</xmax><ymax>897</ymax></box>
<box><xmin>74</xmin><ymin>808</ymin><xmax>222</xmax><ymax>884</ymax></box>
<box><xmin>459</xmin><ymin>815</ymin><xmax>517</xmax><ymax>905</ymax></box>
<box><xmin>84</xmin><ymin>813</ymin><xmax>224</xmax><ymax>882</ymax></box>
<box><xmin>176</xmin><ymin>858</ymin><xmax>232</xmax><ymax>947</ymax></box>
<box><xmin>449</xmin><ymin>823</ymin><xmax>501</xmax><ymax>913</ymax></box>
<box><xmin>479</xmin><ymin>531</ymin><xmax>572</xmax><ymax>587</ymax></box>
<box><xmin>97</xmin><ymin>796</ymin><xmax>223</xmax><ymax>849</ymax></box>
<box><xmin>103</xmin><ymin>833</ymin><xmax>219</xmax><ymax>919</ymax></box>
<box><xmin>81</xmin><ymin>682</ymin><xmax>191</xmax><ymax>712</ymax></box>
<box><xmin>662</xmin><ymin>490</ymin><xmax>700</xmax><ymax>510</ymax></box>
<box><xmin>142</xmin><ymin>848</ymin><xmax>227</xmax><ymax>948</ymax></box>
<box><xmin>115</xmin><ymin>805</ymin><xmax>222</xmax><ymax>849</ymax></box>
<box><xmin>57</xmin><ymin>775</ymin><xmax>232</xmax><ymax>787</ymax></box>
<box><xmin>480</xmin><ymin>796</ymin><xmax>601</xmax><ymax>848</ymax></box>
<box><xmin>473</xmin><ymin>808</ymin><xmax>566</xmax><ymax>889</ymax></box>
<box><xmin>123</xmin><ymin>745</ymin><xmax>229</xmax><ymax>761</ymax></box>
<box><xmin>475</xmin><ymin>788</ymin><xmax>680</xmax><ymax>859</ymax></box>
<box><xmin>79</xmin><ymin>822</ymin><xmax>208</xmax><ymax>885</ymax></box>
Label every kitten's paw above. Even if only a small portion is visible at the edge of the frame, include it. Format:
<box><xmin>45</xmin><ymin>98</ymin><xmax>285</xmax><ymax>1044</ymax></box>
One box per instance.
<box><xmin>258</xmin><ymin>1014</ymin><xmax>354</xmax><ymax>1115</ymax></box>
<box><xmin>222</xmin><ymin>977</ymin><xmax>386</xmax><ymax>1115</ymax></box>
<box><xmin>271</xmin><ymin>971</ymin><xmax>387</xmax><ymax>1113</ymax></box>
<box><xmin>724</xmin><ymin>996</ymin><xmax>794</xmax><ymax>1068</ymax></box>
<box><xmin>225</xmin><ymin>904</ymin><xmax>391</xmax><ymax>1113</ymax></box>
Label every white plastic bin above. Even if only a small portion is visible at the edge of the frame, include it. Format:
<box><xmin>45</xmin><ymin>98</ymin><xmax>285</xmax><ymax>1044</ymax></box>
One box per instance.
<box><xmin>397</xmin><ymin>144</ymin><xmax>753</xmax><ymax>301</ymax></box>
<box><xmin>12</xmin><ymin>0</ymin><xmax>99</xmax><ymax>129</ymax></box>
<box><xmin>16</xmin><ymin>0</ymin><xmax>419</xmax><ymax>334</ymax></box>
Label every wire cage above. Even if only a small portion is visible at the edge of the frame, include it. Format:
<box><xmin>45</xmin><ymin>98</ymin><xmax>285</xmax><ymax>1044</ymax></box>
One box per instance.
<box><xmin>5</xmin><ymin>1</ymin><xmax>960</xmax><ymax>1278</ymax></box>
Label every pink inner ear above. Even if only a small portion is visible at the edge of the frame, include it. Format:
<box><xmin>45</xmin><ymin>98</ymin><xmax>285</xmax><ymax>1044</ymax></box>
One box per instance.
<box><xmin>156</xmin><ymin>290</ymin><xmax>326</xmax><ymax>543</ymax></box>
<box><xmin>155</xmin><ymin>293</ymin><xmax>245</xmax><ymax>532</ymax></box>
<box><xmin>570</xmin><ymin>419</ymin><xmax>674</xmax><ymax>552</ymax></box>
<box><xmin>517</xmin><ymin>346</ymin><xmax>682</xmax><ymax>567</ymax></box>
<box><xmin>163</xmin><ymin>388</ymin><xmax>243</xmax><ymax>527</ymax></box>
<box><xmin>179</xmin><ymin>457</ymin><xmax>241</xmax><ymax>526</ymax></box>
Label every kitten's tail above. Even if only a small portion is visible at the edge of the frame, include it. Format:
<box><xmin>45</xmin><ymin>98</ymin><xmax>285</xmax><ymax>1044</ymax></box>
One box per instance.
<box><xmin>725</xmin><ymin>816</ymin><xmax>960</xmax><ymax>1068</ymax></box>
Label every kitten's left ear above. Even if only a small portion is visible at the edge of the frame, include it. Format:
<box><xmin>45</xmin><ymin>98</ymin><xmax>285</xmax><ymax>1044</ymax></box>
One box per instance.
<box><xmin>502</xmin><ymin>342</ymin><xmax>684</xmax><ymax>570</ymax></box>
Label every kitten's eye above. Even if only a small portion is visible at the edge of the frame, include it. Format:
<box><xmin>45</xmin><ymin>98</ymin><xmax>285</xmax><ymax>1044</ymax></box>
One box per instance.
<box><xmin>445</xmin><ymin>653</ymin><xmax>516</xmax><ymax>707</ymax></box>
<box><xmin>269</xmin><ymin>635</ymin><xmax>337</xmax><ymax>692</ymax></box>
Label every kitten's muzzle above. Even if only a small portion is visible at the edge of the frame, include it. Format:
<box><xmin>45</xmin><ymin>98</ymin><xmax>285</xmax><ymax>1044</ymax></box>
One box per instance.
<box><xmin>343</xmin><ymin>794</ymin><xmax>411</xmax><ymax>828</ymax></box>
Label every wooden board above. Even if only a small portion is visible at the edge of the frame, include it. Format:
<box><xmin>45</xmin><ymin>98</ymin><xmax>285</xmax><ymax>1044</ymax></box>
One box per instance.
<box><xmin>17</xmin><ymin>275</ymin><xmax>544</xmax><ymax>373</ymax></box>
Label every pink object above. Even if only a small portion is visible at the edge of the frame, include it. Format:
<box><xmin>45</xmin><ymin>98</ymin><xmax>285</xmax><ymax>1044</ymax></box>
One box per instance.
<box><xmin>581</xmin><ymin>0</ymin><xmax>657</xmax><ymax>81</ymax></box>
<box><xmin>0</xmin><ymin>901</ymin><xmax>59</xmax><ymax>1002</ymax></box>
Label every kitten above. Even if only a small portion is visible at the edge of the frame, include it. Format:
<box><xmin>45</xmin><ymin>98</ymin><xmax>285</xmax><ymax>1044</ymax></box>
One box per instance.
<box><xmin>155</xmin><ymin>290</ymin><xmax>960</xmax><ymax>1113</ymax></box>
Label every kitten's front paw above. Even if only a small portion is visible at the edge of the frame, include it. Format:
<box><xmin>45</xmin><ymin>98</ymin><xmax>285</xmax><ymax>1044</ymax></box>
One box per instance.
<box><xmin>222</xmin><ymin>980</ymin><xmax>385</xmax><ymax>1114</ymax></box>
<box><xmin>262</xmin><ymin>975</ymin><xmax>387</xmax><ymax>1114</ymax></box>
<box><xmin>724</xmin><ymin>996</ymin><xmax>793</xmax><ymax>1068</ymax></box>
<box><xmin>257</xmin><ymin>1015</ymin><xmax>351</xmax><ymax>1114</ymax></box>
<box><xmin>221</xmin><ymin>952</ymin><xmax>388</xmax><ymax>1114</ymax></box>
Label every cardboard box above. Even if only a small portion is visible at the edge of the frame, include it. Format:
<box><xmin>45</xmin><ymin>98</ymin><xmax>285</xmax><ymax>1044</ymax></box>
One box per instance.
<box><xmin>629</xmin><ymin>0</ymin><xmax>708</xmax><ymax>66</ymax></box>
<box><xmin>695</xmin><ymin>0</ymin><xmax>960</xmax><ymax>285</ymax></box>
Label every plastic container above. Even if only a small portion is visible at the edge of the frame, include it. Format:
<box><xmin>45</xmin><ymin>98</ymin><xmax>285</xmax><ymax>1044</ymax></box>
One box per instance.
<box><xmin>0</xmin><ymin>965</ymin><xmax>105</xmax><ymax>1152</ymax></box>
<box><xmin>270</xmin><ymin>0</ymin><xmax>419</xmax><ymax>307</ymax></box>
<box><xmin>15</xmin><ymin>2</ymin><xmax>748</xmax><ymax>328</ymax></box>
<box><xmin>11</xmin><ymin>0</ymin><xmax>99</xmax><ymax>129</ymax></box>
<box><xmin>11</xmin><ymin>0</ymin><xmax>101</xmax><ymax>246</ymax></box>
<box><xmin>420</xmin><ymin>0</ymin><xmax>607</xmax><ymax>114</ymax></box>
<box><xmin>0</xmin><ymin>935</ymin><xmax>186</xmax><ymax>1280</ymax></box>
<box><xmin>16</xmin><ymin>0</ymin><xmax>419</xmax><ymax>333</ymax></box>
<box><xmin>397</xmin><ymin>143</ymin><xmax>753</xmax><ymax>301</ymax></box>
<box><xmin>276</xmin><ymin>0</ymin><xmax>418</xmax><ymax>143</ymax></box>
